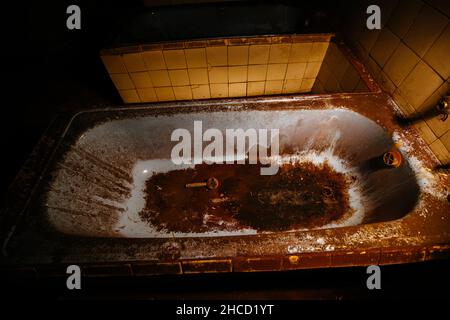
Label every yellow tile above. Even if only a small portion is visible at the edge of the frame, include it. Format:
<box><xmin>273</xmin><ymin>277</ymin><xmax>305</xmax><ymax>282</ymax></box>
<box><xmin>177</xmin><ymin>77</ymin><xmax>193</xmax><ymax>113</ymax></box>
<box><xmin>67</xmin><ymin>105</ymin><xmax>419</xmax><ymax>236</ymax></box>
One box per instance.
<box><xmin>228</xmin><ymin>82</ymin><xmax>247</xmax><ymax>97</ymax></box>
<box><xmin>309</xmin><ymin>42</ymin><xmax>329</xmax><ymax>62</ymax></box>
<box><xmin>370</xmin><ymin>58</ymin><xmax>397</xmax><ymax>94</ymax></box>
<box><xmin>247</xmin><ymin>81</ymin><xmax>265</xmax><ymax>96</ymax></box>
<box><xmin>340</xmin><ymin>66</ymin><xmax>360</xmax><ymax>92</ymax></box>
<box><xmin>185</xmin><ymin>48</ymin><xmax>207</xmax><ymax>68</ymax></box>
<box><xmin>429</xmin><ymin>139</ymin><xmax>450</xmax><ymax>163</ymax></box>
<box><xmin>248</xmin><ymin>64</ymin><xmax>267</xmax><ymax>82</ymax></box>
<box><xmin>169</xmin><ymin>69</ymin><xmax>190</xmax><ymax>86</ymax></box>
<box><xmin>210</xmin><ymin>83</ymin><xmax>228</xmax><ymax>98</ymax></box>
<box><xmin>110</xmin><ymin>73</ymin><xmax>135</xmax><ymax>90</ymax></box>
<box><xmin>248</xmin><ymin>45</ymin><xmax>270</xmax><ymax>64</ymax></box>
<box><xmin>119</xmin><ymin>89</ymin><xmax>140</xmax><ymax>103</ymax></box>
<box><xmin>266</xmin><ymin>64</ymin><xmax>287</xmax><ymax>80</ymax></box>
<box><xmin>366</xmin><ymin>56</ymin><xmax>384</xmax><ymax>87</ymax></box>
<box><xmin>173</xmin><ymin>86</ymin><xmax>193</xmax><ymax>100</ymax></box>
<box><xmin>325</xmin><ymin>43</ymin><xmax>349</xmax><ymax>81</ymax></box>
<box><xmin>269</xmin><ymin>43</ymin><xmax>291</xmax><ymax>63</ymax></box>
<box><xmin>392</xmin><ymin>88</ymin><xmax>416</xmax><ymax>116</ymax></box>
<box><xmin>163</xmin><ymin>50</ymin><xmax>186</xmax><ymax>69</ymax></box>
<box><xmin>426</xmin><ymin>0</ymin><xmax>450</xmax><ymax>17</ymax></box>
<box><xmin>130</xmin><ymin>72</ymin><xmax>153</xmax><ymax>88</ymax></box>
<box><xmin>418</xmin><ymin>80</ymin><xmax>450</xmax><ymax>114</ymax></box>
<box><xmin>403</xmin><ymin>4</ymin><xmax>448</xmax><ymax>57</ymax></box>
<box><xmin>304</xmin><ymin>62</ymin><xmax>321</xmax><ymax>78</ymax></box>
<box><xmin>413</xmin><ymin>120</ymin><xmax>437</xmax><ymax>145</ymax></box>
<box><xmin>324</xmin><ymin>75</ymin><xmax>341</xmax><ymax>93</ymax></box>
<box><xmin>122</xmin><ymin>53</ymin><xmax>146</xmax><ymax>72</ymax></box>
<box><xmin>379</xmin><ymin>70</ymin><xmax>396</xmax><ymax>94</ymax></box>
<box><xmin>366</xmin><ymin>62</ymin><xmax>396</xmax><ymax>94</ymax></box>
<box><xmin>206</xmin><ymin>46</ymin><xmax>227</xmax><ymax>66</ymax></box>
<box><xmin>228</xmin><ymin>66</ymin><xmax>247</xmax><ymax>83</ymax></box>
<box><xmin>155</xmin><ymin>87</ymin><xmax>175</xmax><ymax>101</ymax></box>
<box><xmin>312</xmin><ymin>80</ymin><xmax>325</xmax><ymax>94</ymax></box>
<box><xmin>383</xmin><ymin>42</ymin><xmax>420</xmax><ymax>87</ymax></box>
<box><xmin>285</xmin><ymin>63</ymin><xmax>307</xmax><ymax>80</ymax></box>
<box><xmin>370</xmin><ymin>28</ymin><xmax>400</xmax><ymax>68</ymax></box>
<box><xmin>441</xmin><ymin>131</ymin><xmax>450</xmax><ymax>152</ymax></box>
<box><xmin>424</xmin><ymin>24</ymin><xmax>450</xmax><ymax>79</ymax></box>
<box><xmin>301</xmin><ymin>78</ymin><xmax>315</xmax><ymax>91</ymax></box>
<box><xmin>358</xmin><ymin>29</ymin><xmax>381</xmax><ymax>53</ymax></box>
<box><xmin>101</xmin><ymin>55</ymin><xmax>127</xmax><ymax>74</ymax></box>
<box><xmin>353</xmin><ymin>41</ymin><xmax>370</xmax><ymax>64</ymax></box>
<box><xmin>191</xmin><ymin>84</ymin><xmax>210</xmax><ymax>99</ymax></box>
<box><xmin>142</xmin><ymin>50</ymin><xmax>166</xmax><ymax>70</ymax></box>
<box><xmin>228</xmin><ymin>45</ymin><xmax>249</xmax><ymax>65</ymax></box>
<box><xmin>425</xmin><ymin>115</ymin><xmax>450</xmax><ymax>140</ymax></box>
<box><xmin>265</xmin><ymin>80</ymin><xmax>283</xmax><ymax>94</ymax></box>
<box><xmin>398</xmin><ymin>61</ymin><xmax>443</xmax><ymax>109</ymax></box>
<box><xmin>208</xmin><ymin>66</ymin><xmax>228</xmax><ymax>84</ymax></box>
<box><xmin>137</xmin><ymin>88</ymin><xmax>158</xmax><ymax>102</ymax></box>
<box><xmin>188</xmin><ymin>68</ymin><xmax>209</xmax><ymax>85</ymax></box>
<box><xmin>289</xmin><ymin>43</ymin><xmax>312</xmax><ymax>63</ymax></box>
<box><xmin>387</xmin><ymin>0</ymin><xmax>423</xmax><ymax>38</ymax></box>
<box><xmin>149</xmin><ymin>70</ymin><xmax>171</xmax><ymax>87</ymax></box>
<box><xmin>317</xmin><ymin>62</ymin><xmax>332</xmax><ymax>84</ymax></box>
<box><xmin>283</xmin><ymin>79</ymin><xmax>302</xmax><ymax>93</ymax></box>
<box><xmin>269</xmin><ymin>44</ymin><xmax>291</xmax><ymax>63</ymax></box>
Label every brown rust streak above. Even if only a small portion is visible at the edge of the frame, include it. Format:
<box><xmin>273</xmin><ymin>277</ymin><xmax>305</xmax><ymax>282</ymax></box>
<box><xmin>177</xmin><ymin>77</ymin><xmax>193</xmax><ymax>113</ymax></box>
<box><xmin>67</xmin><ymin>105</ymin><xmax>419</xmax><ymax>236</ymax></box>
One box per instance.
<box><xmin>139</xmin><ymin>162</ymin><xmax>351</xmax><ymax>233</ymax></box>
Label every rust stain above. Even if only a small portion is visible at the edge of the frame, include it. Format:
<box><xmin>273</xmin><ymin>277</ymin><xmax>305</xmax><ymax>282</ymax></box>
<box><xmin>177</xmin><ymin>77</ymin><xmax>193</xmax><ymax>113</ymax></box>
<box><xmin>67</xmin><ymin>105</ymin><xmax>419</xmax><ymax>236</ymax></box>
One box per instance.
<box><xmin>140</xmin><ymin>162</ymin><xmax>351</xmax><ymax>233</ymax></box>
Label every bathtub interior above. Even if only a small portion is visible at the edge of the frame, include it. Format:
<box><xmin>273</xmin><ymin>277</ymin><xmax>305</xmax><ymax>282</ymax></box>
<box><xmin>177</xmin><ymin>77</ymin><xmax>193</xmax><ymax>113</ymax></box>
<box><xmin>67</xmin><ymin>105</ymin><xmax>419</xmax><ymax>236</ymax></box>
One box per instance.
<box><xmin>41</xmin><ymin>108</ymin><xmax>420</xmax><ymax>238</ymax></box>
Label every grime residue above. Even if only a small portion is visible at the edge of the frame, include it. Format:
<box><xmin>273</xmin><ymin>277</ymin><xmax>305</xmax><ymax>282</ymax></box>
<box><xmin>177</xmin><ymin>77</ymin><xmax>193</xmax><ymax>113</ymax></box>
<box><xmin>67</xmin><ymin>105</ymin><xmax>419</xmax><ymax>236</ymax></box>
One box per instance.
<box><xmin>140</xmin><ymin>162</ymin><xmax>351</xmax><ymax>233</ymax></box>
<box><xmin>116</xmin><ymin>150</ymin><xmax>366</xmax><ymax>237</ymax></box>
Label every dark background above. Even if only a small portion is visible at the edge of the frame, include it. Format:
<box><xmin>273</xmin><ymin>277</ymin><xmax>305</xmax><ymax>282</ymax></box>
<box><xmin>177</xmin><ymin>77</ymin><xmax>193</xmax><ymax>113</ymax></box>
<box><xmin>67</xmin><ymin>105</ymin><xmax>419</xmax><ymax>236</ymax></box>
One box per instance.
<box><xmin>0</xmin><ymin>0</ymin><xmax>449</xmax><ymax>300</ymax></box>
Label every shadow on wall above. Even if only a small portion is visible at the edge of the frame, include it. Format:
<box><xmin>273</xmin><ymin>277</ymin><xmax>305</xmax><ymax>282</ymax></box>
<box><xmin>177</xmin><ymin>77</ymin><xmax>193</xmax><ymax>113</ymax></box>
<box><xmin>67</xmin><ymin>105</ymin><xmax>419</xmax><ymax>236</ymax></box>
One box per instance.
<box><xmin>394</xmin><ymin>103</ymin><xmax>449</xmax><ymax>126</ymax></box>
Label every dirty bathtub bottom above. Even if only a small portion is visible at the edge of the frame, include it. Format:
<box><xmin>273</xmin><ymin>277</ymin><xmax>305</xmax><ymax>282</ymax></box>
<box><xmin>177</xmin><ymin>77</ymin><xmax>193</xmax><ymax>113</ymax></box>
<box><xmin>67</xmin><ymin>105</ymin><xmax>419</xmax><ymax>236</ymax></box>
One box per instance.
<box><xmin>115</xmin><ymin>151</ymin><xmax>366</xmax><ymax>237</ymax></box>
<box><xmin>140</xmin><ymin>162</ymin><xmax>353</xmax><ymax>232</ymax></box>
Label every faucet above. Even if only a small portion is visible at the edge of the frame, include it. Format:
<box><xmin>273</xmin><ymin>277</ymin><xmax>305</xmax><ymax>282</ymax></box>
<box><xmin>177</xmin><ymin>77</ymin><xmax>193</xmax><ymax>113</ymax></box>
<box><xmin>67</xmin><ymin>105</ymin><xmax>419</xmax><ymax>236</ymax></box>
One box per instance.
<box><xmin>436</xmin><ymin>96</ymin><xmax>450</xmax><ymax>121</ymax></box>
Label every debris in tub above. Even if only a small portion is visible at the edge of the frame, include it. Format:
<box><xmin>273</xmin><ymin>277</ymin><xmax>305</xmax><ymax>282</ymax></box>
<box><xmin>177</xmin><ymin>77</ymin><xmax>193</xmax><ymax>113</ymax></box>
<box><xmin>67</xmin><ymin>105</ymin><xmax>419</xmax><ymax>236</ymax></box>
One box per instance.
<box><xmin>316</xmin><ymin>237</ymin><xmax>326</xmax><ymax>245</ymax></box>
<box><xmin>115</xmin><ymin>148</ymin><xmax>367</xmax><ymax>237</ymax></box>
<box><xmin>139</xmin><ymin>161</ymin><xmax>353</xmax><ymax>233</ymax></box>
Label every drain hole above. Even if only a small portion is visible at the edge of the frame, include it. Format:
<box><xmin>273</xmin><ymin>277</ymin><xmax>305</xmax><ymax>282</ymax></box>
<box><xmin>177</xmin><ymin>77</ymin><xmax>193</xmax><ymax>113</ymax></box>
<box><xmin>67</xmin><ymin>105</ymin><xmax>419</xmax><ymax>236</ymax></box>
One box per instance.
<box><xmin>383</xmin><ymin>150</ymin><xmax>402</xmax><ymax>168</ymax></box>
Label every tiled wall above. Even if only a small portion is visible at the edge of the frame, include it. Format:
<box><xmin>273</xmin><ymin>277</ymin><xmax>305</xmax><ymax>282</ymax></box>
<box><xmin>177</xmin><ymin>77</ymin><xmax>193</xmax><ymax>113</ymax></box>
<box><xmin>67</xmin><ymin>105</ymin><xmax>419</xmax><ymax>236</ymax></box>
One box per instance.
<box><xmin>339</xmin><ymin>0</ymin><xmax>450</xmax><ymax>163</ymax></box>
<box><xmin>312</xmin><ymin>42</ymin><xmax>369</xmax><ymax>94</ymax></box>
<box><xmin>100</xmin><ymin>34</ymin><xmax>332</xmax><ymax>103</ymax></box>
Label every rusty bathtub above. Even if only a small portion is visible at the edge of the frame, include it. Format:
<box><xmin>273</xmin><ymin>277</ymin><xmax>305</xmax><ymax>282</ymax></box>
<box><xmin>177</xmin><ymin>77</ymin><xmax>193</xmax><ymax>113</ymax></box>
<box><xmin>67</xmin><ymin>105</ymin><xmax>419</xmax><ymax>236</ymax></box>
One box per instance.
<box><xmin>1</xmin><ymin>93</ymin><xmax>449</xmax><ymax>275</ymax></box>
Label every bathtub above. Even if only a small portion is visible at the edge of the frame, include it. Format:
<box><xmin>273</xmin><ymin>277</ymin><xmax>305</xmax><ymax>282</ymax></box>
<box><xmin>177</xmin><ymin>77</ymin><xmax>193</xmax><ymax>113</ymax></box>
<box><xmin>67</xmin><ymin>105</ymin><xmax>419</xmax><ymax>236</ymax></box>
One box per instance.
<box><xmin>1</xmin><ymin>93</ymin><xmax>449</xmax><ymax>275</ymax></box>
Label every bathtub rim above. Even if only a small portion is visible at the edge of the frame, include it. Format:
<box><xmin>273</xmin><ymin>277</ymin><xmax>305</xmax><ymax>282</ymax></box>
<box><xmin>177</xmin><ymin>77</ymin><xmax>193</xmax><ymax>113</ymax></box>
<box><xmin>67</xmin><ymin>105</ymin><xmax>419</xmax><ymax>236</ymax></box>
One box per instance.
<box><xmin>1</xmin><ymin>92</ymin><xmax>449</xmax><ymax>270</ymax></box>
<box><xmin>10</xmin><ymin>93</ymin><xmax>405</xmax><ymax>240</ymax></box>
